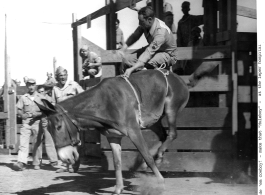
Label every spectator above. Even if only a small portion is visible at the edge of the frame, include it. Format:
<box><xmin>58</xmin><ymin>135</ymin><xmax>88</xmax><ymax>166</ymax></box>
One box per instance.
<box><xmin>44</xmin><ymin>72</ymin><xmax>57</xmax><ymax>87</ymax></box>
<box><xmin>177</xmin><ymin>1</ymin><xmax>204</xmax><ymax>47</ymax></box>
<box><xmin>163</xmin><ymin>11</ymin><xmax>177</xmax><ymax>40</ymax></box>
<box><xmin>116</xmin><ymin>19</ymin><xmax>125</xmax><ymax>50</ymax></box>
<box><xmin>187</xmin><ymin>26</ymin><xmax>203</xmax><ymax>47</ymax></box>
<box><xmin>79</xmin><ymin>45</ymin><xmax>102</xmax><ymax>80</ymax></box>
<box><xmin>120</xmin><ymin>6</ymin><xmax>177</xmax><ymax>77</ymax></box>
<box><xmin>23</xmin><ymin>76</ymin><xmax>28</xmax><ymax>85</ymax></box>
<box><xmin>32</xmin><ymin>85</ymin><xmax>59</xmax><ymax>170</ymax></box>
<box><xmin>13</xmin><ymin>78</ymin><xmax>44</xmax><ymax>171</ymax></box>
<box><xmin>51</xmin><ymin>66</ymin><xmax>84</xmax><ymax>173</ymax></box>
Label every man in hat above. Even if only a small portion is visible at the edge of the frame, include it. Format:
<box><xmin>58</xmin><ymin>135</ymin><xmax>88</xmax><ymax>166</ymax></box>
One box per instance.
<box><xmin>119</xmin><ymin>6</ymin><xmax>177</xmax><ymax>77</ymax></box>
<box><xmin>44</xmin><ymin>72</ymin><xmax>57</xmax><ymax>87</ymax></box>
<box><xmin>51</xmin><ymin>66</ymin><xmax>84</xmax><ymax>173</ymax></box>
<box><xmin>13</xmin><ymin>78</ymin><xmax>44</xmax><ymax>171</ymax></box>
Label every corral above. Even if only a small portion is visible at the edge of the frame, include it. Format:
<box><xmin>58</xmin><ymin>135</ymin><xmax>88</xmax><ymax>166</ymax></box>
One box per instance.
<box><xmin>0</xmin><ymin>0</ymin><xmax>257</xmax><ymax>194</ymax></box>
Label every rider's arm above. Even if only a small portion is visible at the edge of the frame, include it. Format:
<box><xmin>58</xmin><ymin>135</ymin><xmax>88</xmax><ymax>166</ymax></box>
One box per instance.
<box><xmin>125</xmin><ymin>26</ymin><xmax>144</xmax><ymax>47</ymax></box>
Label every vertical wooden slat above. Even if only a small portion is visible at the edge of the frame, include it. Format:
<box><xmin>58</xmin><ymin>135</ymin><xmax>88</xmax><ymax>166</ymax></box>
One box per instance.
<box><xmin>152</xmin><ymin>0</ymin><xmax>163</xmax><ymax>20</ymax></box>
<box><xmin>203</xmin><ymin>0</ymin><xmax>218</xmax><ymax>46</ymax></box>
<box><xmin>72</xmin><ymin>13</ymin><xmax>83</xmax><ymax>82</ymax></box>
<box><xmin>4</xmin><ymin>15</ymin><xmax>17</xmax><ymax>151</ymax></box>
<box><xmin>106</xmin><ymin>0</ymin><xmax>116</xmax><ymax>50</ymax></box>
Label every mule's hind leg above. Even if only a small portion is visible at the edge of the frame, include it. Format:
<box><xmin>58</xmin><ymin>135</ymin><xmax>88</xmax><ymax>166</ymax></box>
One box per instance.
<box><xmin>127</xmin><ymin>126</ymin><xmax>165</xmax><ymax>185</ymax></box>
<box><xmin>156</xmin><ymin>103</ymin><xmax>179</xmax><ymax>164</ymax></box>
<box><xmin>107</xmin><ymin>136</ymin><xmax>124</xmax><ymax>195</ymax></box>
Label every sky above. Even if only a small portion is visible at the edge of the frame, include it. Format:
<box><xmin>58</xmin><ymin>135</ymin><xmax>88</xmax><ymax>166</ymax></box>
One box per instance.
<box><xmin>0</xmin><ymin>0</ymin><xmax>258</xmax><ymax>86</ymax></box>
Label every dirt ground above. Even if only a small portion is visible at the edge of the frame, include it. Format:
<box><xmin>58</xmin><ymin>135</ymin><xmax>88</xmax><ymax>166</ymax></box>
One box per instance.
<box><xmin>0</xmin><ymin>155</ymin><xmax>257</xmax><ymax>195</ymax></box>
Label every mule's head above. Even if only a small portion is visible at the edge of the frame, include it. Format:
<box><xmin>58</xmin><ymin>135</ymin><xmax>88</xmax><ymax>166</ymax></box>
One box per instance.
<box><xmin>36</xmin><ymin>99</ymin><xmax>80</xmax><ymax>165</ymax></box>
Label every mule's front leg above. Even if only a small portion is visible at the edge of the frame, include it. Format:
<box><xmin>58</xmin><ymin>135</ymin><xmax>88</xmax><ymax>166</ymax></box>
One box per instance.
<box><xmin>107</xmin><ymin>136</ymin><xmax>124</xmax><ymax>195</ymax></box>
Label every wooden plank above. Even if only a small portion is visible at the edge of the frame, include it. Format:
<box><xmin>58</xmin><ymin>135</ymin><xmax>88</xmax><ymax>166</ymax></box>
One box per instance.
<box><xmin>0</xmin><ymin>112</ymin><xmax>8</xmax><ymax>119</ymax></box>
<box><xmin>101</xmin><ymin>151</ymin><xmax>232</xmax><ymax>172</ymax></box>
<box><xmin>72</xmin><ymin>14</ymin><xmax>83</xmax><ymax>82</ymax></box>
<box><xmin>101</xmin><ymin>130</ymin><xmax>233</xmax><ymax>151</ymax></box>
<box><xmin>238</xmin><ymin>86</ymin><xmax>257</xmax><ymax>103</ymax></box>
<box><xmin>106</xmin><ymin>0</ymin><xmax>116</xmax><ymax>50</ymax></box>
<box><xmin>71</xmin><ymin>0</ymin><xmax>143</xmax><ymax>28</ymax></box>
<box><xmin>216</xmin><ymin>31</ymin><xmax>230</xmax><ymax>43</ymax></box>
<box><xmin>218</xmin><ymin>0</ymin><xmax>227</xmax><ymax>32</ymax></box>
<box><xmin>181</xmin><ymin>75</ymin><xmax>231</xmax><ymax>92</ymax></box>
<box><xmin>165</xmin><ymin>107</ymin><xmax>231</xmax><ymax>128</ymax></box>
<box><xmin>101</xmin><ymin>46</ymin><xmax>231</xmax><ymax>63</ymax></box>
<box><xmin>237</xmin><ymin>32</ymin><xmax>257</xmax><ymax>42</ymax></box>
<box><xmin>0</xmin><ymin>148</ymin><xmax>10</xmax><ymax>155</ymax></box>
<box><xmin>237</xmin><ymin>5</ymin><xmax>256</xmax><ymax>19</ymax></box>
<box><xmin>102</xmin><ymin>65</ymin><xmax>116</xmax><ymax>78</ymax></box>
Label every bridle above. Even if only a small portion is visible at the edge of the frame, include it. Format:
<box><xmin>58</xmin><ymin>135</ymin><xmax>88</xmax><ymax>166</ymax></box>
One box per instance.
<box><xmin>55</xmin><ymin>104</ymin><xmax>82</xmax><ymax>147</ymax></box>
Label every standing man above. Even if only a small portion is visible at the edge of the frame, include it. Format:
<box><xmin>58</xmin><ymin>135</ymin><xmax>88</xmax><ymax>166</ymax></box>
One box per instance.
<box><xmin>13</xmin><ymin>78</ymin><xmax>43</xmax><ymax>171</ymax></box>
<box><xmin>163</xmin><ymin>11</ymin><xmax>177</xmax><ymax>40</ymax></box>
<box><xmin>177</xmin><ymin>1</ymin><xmax>204</xmax><ymax>47</ymax></box>
<box><xmin>120</xmin><ymin>6</ymin><xmax>177</xmax><ymax>77</ymax></box>
<box><xmin>32</xmin><ymin>85</ymin><xmax>59</xmax><ymax>170</ymax></box>
<box><xmin>44</xmin><ymin>72</ymin><xmax>57</xmax><ymax>87</ymax></box>
<box><xmin>51</xmin><ymin>66</ymin><xmax>84</xmax><ymax>173</ymax></box>
<box><xmin>116</xmin><ymin>19</ymin><xmax>125</xmax><ymax>50</ymax></box>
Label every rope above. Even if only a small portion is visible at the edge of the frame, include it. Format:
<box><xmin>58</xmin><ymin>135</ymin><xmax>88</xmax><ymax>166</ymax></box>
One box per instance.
<box><xmin>156</xmin><ymin>65</ymin><xmax>170</xmax><ymax>96</ymax></box>
<box><xmin>118</xmin><ymin>75</ymin><xmax>146</xmax><ymax>128</ymax></box>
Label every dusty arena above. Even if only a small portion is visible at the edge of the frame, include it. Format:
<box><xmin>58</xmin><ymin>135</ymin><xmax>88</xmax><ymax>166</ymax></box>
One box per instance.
<box><xmin>0</xmin><ymin>155</ymin><xmax>257</xmax><ymax>195</ymax></box>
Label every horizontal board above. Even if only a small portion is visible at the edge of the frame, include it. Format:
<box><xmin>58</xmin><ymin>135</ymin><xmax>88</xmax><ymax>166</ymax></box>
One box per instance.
<box><xmin>238</xmin><ymin>86</ymin><xmax>257</xmax><ymax>103</ymax></box>
<box><xmin>101</xmin><ymin>46</ymin><xmax>231</xmax><ymax>63</ymax></box>
<box><xmin>101</xmin><ymin>151</ymin><xmax>232</xmax><ymax>172</ymax></box>
<box><xmin>181</xmin><ymin>75</ymin><xmax>231</xmax><ymax>92</ymax></box>
<box><xmin>237</xmin><ymin>5</ymin><xmax>256</xmax><ymax>19</ymax></box>
<box><xmin>101</xmin><ymin>130</ymin><xmax>232</xmax><ymax>151</ymax></box>
<box><xmin>0</xmin><ymin>112</ymin><xmax>8</xmax><ymax>119</ymax></box>
<box><xmin>164</xmin><ymin>108</ymin><xmax>231</xmax><ymax>128</ymax></box>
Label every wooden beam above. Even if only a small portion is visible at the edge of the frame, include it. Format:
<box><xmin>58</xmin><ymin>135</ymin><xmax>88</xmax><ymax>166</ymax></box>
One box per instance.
<box><xmin>106</xmin><ymin>0</ymin><xmax>117</xmax><ymax>50</ymax></box>
<box><xmin>102</xmin><ymin>151</ymin><xmax>232</xmax><ymax>172</ymax></box>
<box><xmin>101</xmin><ymin>46</ymin><xmax>231</xmax><ymax>63</ymax></box>
<box><xmin>216</xmin><ymin>31</ymin><xmax>230</xmax><ymax>43</ymax></box>
<box><xmin>0</xmin><ymin>112</ymin><xmax>8</xmax><ymax>119</ymax></box>
<box><xmin>218</xmin><ymin>0</ymin><xmax>228</xmax><ymax>32</ymax></box>
<box><xmin>72</xmin><ymin>14</ymin><xmax>83</xmax><ymax>82</ymax></box>
<box><xmin>181</xmin><ymin>75</ymin><xmax>231</xmax><ymax>92</ymax></box>
<box><xmin>152</xmin><ymin>0</ymin><xmax>164</xmax><ymax>20</ymax></box>
<box><xmin>237</xmin><ymin>5</ymin><xmax>256</xmax><ymax>19</ymax></box>
<box><xmin>101</xmin><ymin>129</ymin><xmax>233</xmax><ymax>151</ymax></box>
<box><xmin>71</xmin><ymin>0</ymin><xmax>143</xmax><ymax>28</ymax></box>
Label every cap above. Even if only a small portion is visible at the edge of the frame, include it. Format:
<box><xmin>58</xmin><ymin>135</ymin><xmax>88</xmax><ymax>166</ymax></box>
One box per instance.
<box><xmin>81</xmin><ymin>45</ymin><xmax>89</xmax><ymax>51</ymax></box>
<box><xmin>26</xmin><ymin>78</ymin><xmax>36</xmax><ymax>84</ymax></box>
<box><xmin>55</xmin><ymin>66</ymin><xmax>66</xmax><ymax>76</ymax></box>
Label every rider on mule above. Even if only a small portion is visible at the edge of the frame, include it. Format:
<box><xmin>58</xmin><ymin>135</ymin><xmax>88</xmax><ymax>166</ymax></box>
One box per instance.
<box><xmin>119</xmin><ymin>6</ymin><xmax>178</xmax><ymax>77</ymax></box>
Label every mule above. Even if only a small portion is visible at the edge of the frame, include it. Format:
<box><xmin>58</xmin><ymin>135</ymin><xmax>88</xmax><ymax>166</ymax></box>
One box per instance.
<box><xmin>36</xmin><ymin>69</ymin><xmax>189</xmax><ymax>194</ymax></box>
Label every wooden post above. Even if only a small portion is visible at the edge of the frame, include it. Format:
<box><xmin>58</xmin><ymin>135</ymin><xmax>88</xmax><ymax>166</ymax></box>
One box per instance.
<box><xmin>152</xmin><ymin>0</ymin><xmax>164</xmax><ymax>20</ymax></box>
<box><xmin>106</xmin><ymin>0</ymin><xmax>117</xmax><ymax>50</ymax></box>
<box><xmin>53</xmin><ymin>57</ymin><xmax>57</xmax><ymax>76</ymax></box>
<box><xmin>4</xmin><ymin>14</ymin><xmax>17</xmax><ymax>151</ymax></box>
<box><xmin>72</xmin><ymin>13</ymin><xmax>83</xmax><ymax>82</ymax></box>
<box><xmin>203</xmin><ymin>0</ymin><xmax>218</xmax><ymax>46</ymax></box>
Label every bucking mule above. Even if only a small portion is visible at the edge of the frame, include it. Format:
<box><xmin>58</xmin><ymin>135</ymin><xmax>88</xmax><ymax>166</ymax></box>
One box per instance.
<box><xmin>36</xmin><ymin>69</ymin><xmax>189</xmax><ymax>195</ymax></box>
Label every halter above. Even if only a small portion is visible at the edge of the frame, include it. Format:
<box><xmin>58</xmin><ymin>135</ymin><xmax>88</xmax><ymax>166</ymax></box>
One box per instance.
<box><xmin>119</xmin><ymin>69</ymin><xmax>170</xmax><ymax>128</ymax></box>
<box><xmin>56</xmin><ymin>104</ymin><xmax>82</xmax><ymax>147</ymax></box>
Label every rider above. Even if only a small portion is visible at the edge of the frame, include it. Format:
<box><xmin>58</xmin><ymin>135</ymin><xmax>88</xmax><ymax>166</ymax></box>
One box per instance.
<box><xmin>120</xmin><ymin>6</ymin><xmax>178</xmax><ymax>78</ymax></box>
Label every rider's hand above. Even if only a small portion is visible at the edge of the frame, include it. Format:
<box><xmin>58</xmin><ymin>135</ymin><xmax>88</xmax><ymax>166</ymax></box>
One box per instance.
<box><xmin>124</xmin><ymin>67</ymin><xmax>134</xmax><ymax>78</ymax></box>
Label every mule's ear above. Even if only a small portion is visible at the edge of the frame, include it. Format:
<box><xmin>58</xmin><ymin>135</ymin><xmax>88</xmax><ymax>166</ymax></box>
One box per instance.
<box><xmin>35</xmin><ymin>99</ymin><xmax>56</xmax><ymax>116</ymax></box>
